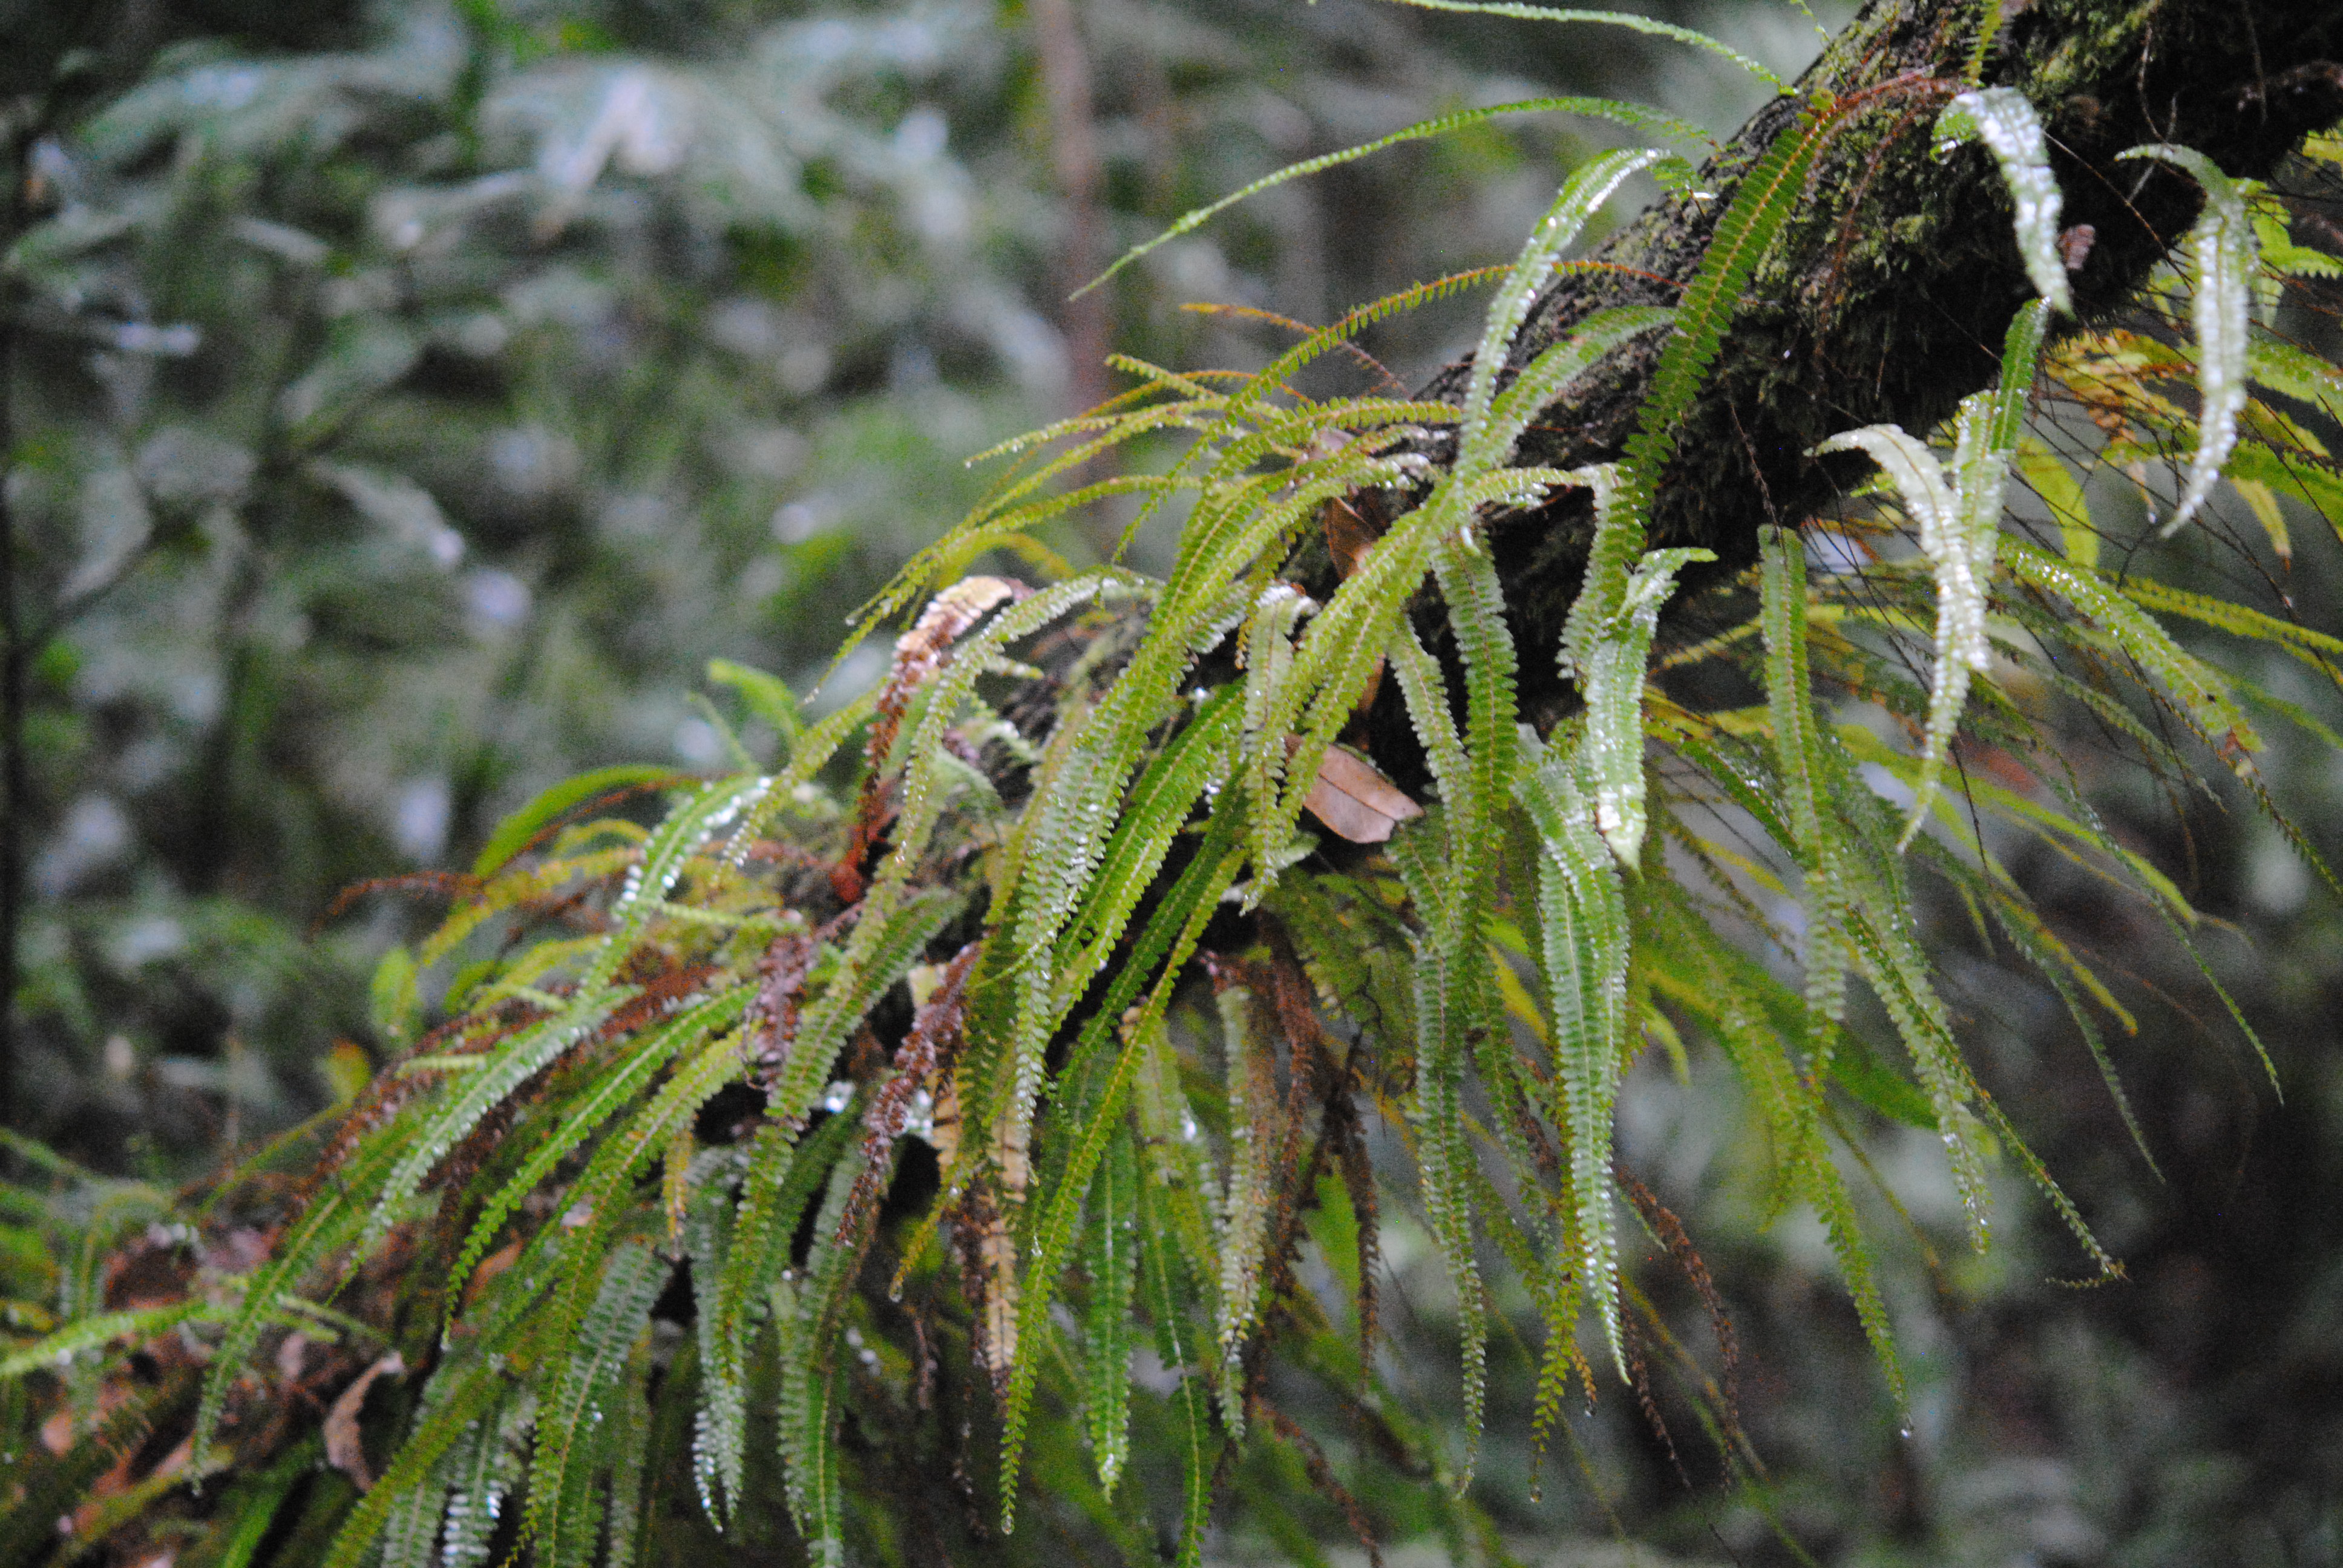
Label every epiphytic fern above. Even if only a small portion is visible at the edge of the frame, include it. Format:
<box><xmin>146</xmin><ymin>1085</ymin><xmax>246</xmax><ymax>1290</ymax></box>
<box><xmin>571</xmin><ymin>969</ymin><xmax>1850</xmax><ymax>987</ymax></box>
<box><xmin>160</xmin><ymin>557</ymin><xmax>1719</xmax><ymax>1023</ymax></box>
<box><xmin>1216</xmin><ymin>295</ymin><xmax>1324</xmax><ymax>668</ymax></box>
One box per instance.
<box><xmin>11</xmin><ymin>34</ymin><xmax>2343</xmax><ymax>1568</ymax></box>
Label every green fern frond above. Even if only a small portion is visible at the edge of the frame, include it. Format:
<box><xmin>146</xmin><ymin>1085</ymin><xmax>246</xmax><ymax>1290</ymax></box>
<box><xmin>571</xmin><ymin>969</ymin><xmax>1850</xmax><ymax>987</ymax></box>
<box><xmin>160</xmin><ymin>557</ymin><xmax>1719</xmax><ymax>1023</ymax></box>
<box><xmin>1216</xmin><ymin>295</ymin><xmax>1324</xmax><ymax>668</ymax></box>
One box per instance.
<box><xmin>1137</xmin><ymin>1167</ymin><xmax>1217</xmax><ymax>1568</ymax></box>
<box><xmin>1054</xmin><ymin>686</ymin><xmax>1243</xmax><ymax>1011</ymax></box>
<box><xmin>1813</xmin><ymin>300</ymin><xmax>2047</xmax><ymax>844</ymax></box>
<box><xmin>350</xmin><ymin>1465</ymin><xmax>435</xmax><ymax>1568</ymax></box>
<box><xmin>1375</xmin><ymin>0</ymin><xmax>1786</xmax><ymax>91</ymax></box>
<box><xmin>0</xmin><ymin>1299</ymin><xmax>220</xmax><ymax>1380</ymax></box>
<box><xmin>1459</xmin><ymin>149</ymin><xmax>1687</xmax><ymax>452</ymax></box>
<box><xmin>1840</xmin><ymin>901</ymin><xmax>1994</xmax><ymax>1251</ymax></box>
<box><xmin>537</xmin><ymin>1028</ymin><xmax>750</xmax><ymax>1382</ymax></box>
<box><xmin>1224</xmin><ymin>267</ymin><xmax>1510</xmax><ymax>414</ymax></box>
<box><xmin>1905</xmin><ymin>831</ymin><xmax>2158</xmax><ymax>1176</ymax></box>
<box><xmin>994</xmin><ymin>803</ymin><xmax>1248</xmax><ymax>1529</ymax></box>
<box><xmin>2116</xmin><ymin>144</ymin><xmax>2258</xmax><ymax>533</ymax></box>
<box><xmin>1622</xmin><ymin>95</ymin><xmax>1837</xmax><ymax>512</ymax></box>
<box><xmin>770</xmin><ymin>886</ymin><xmax>960</xmax><ymax>1132</ymax></box>
<box><xmin>1084</xmin><ymin>1129</ymin><xmax>1141</xmax><ymax>1496</ymax></box>
<box><xmin>1388</xmin><ymin>832</ymin><xmax>1490</xmax><ymax>1481</ymax></box>
<box><xmin>1639</xmin><ymin>882</ymin><xmax>1906</xmax><ymax>1403</ymax></box>
<box><xmin>361</xmin><ymin>989</ymin><xmax>634</xmax><ymax>1255</ymax></box>
<box><xmin>2117</xmin><ymin>573</ymin><xmax>2343</xmax><ymax>673</ymax></box>
<box><xmin>471</xmin><ymin>763</ymin><xmax>689</xmax><ymax>880</ymax></box>
<box><xmin>194</xmin><ymin>1119</ymin><xmax>415</xmax><ymax>1459</ymax></box>
<box><xmin>2000</xmin><ymin>536</ymin><xmax>2259</xmax><ymax>765</ymax></box>
<box><xmin>319</xmin><ymin>1359</ymin><xmax>508</xmax><ymax>1568</ymax></box>
<box><xmin>1084</xmin><ymin>97</ymin><xmax>1711</xmax><ymax>295</ymax></box>
<box><xmin>602</xmin><ymin>1328</ymin><xmax>656</xmax><ymax>1568</ymax></box>
<box><xmin>1578</xmin><ymin>542</ymin><xmax>1712</xmax><ymax>864</ymax></box>
<box><xmin>526</xmin><ymin>1240</ymin><xmax>669</xmax><ymax>1568</ymax></box>
<box><xmin>1477</xmin><ymin>307</ymin><xmax>1676</xmax><ymax>471</ymax></box>
<box><xmin>1934</xmin><ymin>90</ymin><xmax>2072</xmax><ymax>314</ymax></box>
<box><xmin>773</xmin><ymin>1153</ymin><xmax>867</xmax><ymax>1567</ymax></box>
<box><xmin>448</xmin><ymin>985</ymin><xmax>752</xmax><ymax>1310</ymax></box>
<box><xmin>699</xmin><ymin>1111</ymin><xmax>860</xmax><ymax>1524</ymax></box>
<box><xmin>1514</xmin><ymin>734</ymin><xmax>1633</xmax><ymax>1379</ymax></box>
<box><xmin>1214</xmin><ymin>981</ymin><xmax>1277</xmax><ymax>1402</ymax></box>
<box><xmin>1240</xmin><ymin>583</ymin><xmax>1322</xmax><ymax>887</ymax></box>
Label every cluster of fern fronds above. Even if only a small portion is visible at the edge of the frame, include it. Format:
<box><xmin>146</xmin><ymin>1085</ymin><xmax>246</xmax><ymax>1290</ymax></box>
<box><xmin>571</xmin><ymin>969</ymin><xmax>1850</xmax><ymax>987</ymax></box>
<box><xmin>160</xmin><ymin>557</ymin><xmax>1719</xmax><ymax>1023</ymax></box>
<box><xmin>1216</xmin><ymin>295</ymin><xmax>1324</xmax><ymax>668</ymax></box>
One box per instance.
<box><xmin>7</xmin><ymin>22</ymin><xmax>2343</xmax><ymax>1568</ymax></box>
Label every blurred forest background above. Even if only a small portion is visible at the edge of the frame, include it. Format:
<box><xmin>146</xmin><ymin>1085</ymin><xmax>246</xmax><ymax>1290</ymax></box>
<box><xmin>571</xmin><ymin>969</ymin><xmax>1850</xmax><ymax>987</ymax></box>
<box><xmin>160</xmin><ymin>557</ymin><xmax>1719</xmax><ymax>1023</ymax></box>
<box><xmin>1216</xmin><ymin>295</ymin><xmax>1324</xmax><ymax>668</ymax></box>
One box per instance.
<box><xmin>2</xmin><ymin>0</ymin><xmax>2339</xmax><ymax>1562</ymax></box>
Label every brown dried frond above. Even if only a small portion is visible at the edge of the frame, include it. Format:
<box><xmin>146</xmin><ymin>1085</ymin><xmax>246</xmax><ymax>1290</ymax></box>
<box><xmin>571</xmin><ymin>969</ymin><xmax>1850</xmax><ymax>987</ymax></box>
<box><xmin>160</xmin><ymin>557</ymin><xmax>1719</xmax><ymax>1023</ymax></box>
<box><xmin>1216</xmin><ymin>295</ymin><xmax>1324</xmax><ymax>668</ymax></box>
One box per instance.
<box><xmin>1256</xmin><ymin>1395</ymin><xmax>1384</xmax><ymax>1568</ymax></box>
<box><xmin>947</xmin><ymin>1180</ymin><xmax>1018</xmax><ymax>1399</ymax></box>
<box><xmin>749</xmin><ymin>929</ymin><xmax>820</xmax><ymax>1092</ymax></box>
<box><xmin>1614</xmin><ymin>1159</ymin><xmax>1741</xmax><ymax>1437</ymax></box>
<box><xmin>837</xmin><ymin>576</ymin><xmax>1029</xmax><ymax>900</ymax></box>
<box><xmin>840</xmin><ymin>944</ymin><xmax>979</xmax><ymax>1241</ymax></box>
<box><xmin>1625</xmin><ymin>1308</ymin><xmax>1692</xmax><ymax>1491</ymax></box>
<box><xmin>316</xmin><ymin>869</ymin><xmax>478</xmax><ymax>930</ymax></box>
<box><xmin>601</xmin><ymin>962</ymin><xmax>724</xmax><ymax>1040</ymax></box>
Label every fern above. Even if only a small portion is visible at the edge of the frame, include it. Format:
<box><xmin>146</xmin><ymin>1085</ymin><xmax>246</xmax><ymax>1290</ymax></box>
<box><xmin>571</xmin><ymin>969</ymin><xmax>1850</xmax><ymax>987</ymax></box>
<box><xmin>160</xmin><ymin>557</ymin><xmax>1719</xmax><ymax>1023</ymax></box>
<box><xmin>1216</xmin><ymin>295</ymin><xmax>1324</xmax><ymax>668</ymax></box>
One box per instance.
<box><xmin>448</xmin><ymin>986</ymin><xmax>752</xmax><ymax>1305</ymax></box>
<box><xmin>1213</xmin><ymin>979</ymin><xmax>1278</xmax><ymax>1402</ymax></box>
<box><xmin>1935</xmin><ymin>89</ymin><xmax>2073</xmax><ymax>314</ymax></box>
<box><xmin>1813</xmin><ymin>301</ymin><xmax>2049</xmax><ymax>842</ymax></box>
<box><xmin>1083</xmin><ymin>1129</ymin><xmax>1141</xmax><ymax>1495</ymax></box>
<box><xmin>440</xmin><ymin>1393</ymin><xmax>526</xmax><ymax>1568</ymax></box>
<box><xmin>1513</xmin><ymin>736</ymin><xmax>1633</xmax><ymax>1377</ymax></box>
<box><xmin>773</xmin><ymin>1153</ymin><xmax>867</xmax><ymax>1567</ymax></box>
<box><xmin>361</xmin><ymin>987</ymin><xmax>635</xmax><ymax>1256</ymax></box>
<box><xmin>1085</xmin><ymin>98</ymin><xmax>1710</xmax><ymax>293</ymax></box>
<box><xmin>2116</xmin><ymin>145</ymin><xmax>2259</xmax><ymax>532</ymax></box>
<box><xmin>1621</xmin><ymin>94</ymin><xmax>1840</xmax><ymax>514</ymax></box>
<box><xmin>698</xmin><ymin>1112</ymin><xmax>860</xmax><ymax>1524</ymax></box>
<box><xmin>1999</xmin><ymin>537</ymin><xmax>2259</xmax><ymax>761</ymax></box>
<box><xmin>1458</xmin><ymin>148</ymin><xmax>1686</xmax><ymax>453</ymax></box>
<box><xmin>993</xmin><ymin>800</ymin><xmax>1249</xmax><ymax>1525</ymax></box>
<box><xmin>40</xmin><ymin>39</ymin><xmax>2343</xmax><ymax>1568</ymax></box>
<box><xmin>1377</xmin><ymin>0</ymin><xmax>1786</xmax><ymax>89</ymax></box>
<box><xmin>320</xmin><ymin>1361</ymin><xmax>508</xmax><ymax>1568</ymax></box>
<box><xmin>527</xmin><ymin>1241</ymin><xmax>669</xmax><ymax>1567</ymax></box>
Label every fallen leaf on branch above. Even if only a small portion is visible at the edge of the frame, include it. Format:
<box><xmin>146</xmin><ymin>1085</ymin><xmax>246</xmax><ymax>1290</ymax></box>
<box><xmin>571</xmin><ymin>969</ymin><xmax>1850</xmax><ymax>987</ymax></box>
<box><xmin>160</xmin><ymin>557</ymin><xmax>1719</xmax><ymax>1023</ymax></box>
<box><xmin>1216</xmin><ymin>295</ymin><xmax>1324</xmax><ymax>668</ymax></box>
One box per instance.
<box><xmin>1301</xmin><ymin>744</ymin><xmax>1423</xmax><ymax>843</ymax></box>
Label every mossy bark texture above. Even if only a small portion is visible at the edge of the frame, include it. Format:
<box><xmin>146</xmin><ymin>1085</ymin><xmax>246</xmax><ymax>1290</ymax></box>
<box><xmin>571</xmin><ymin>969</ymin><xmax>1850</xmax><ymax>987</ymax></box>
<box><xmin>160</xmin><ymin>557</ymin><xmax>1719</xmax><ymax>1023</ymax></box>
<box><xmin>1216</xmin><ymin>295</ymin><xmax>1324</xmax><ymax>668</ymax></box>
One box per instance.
<box><xmin>1396</xmin><ymin>0</ymin><xmax>2342</xmax><ymax>730</ymax></box>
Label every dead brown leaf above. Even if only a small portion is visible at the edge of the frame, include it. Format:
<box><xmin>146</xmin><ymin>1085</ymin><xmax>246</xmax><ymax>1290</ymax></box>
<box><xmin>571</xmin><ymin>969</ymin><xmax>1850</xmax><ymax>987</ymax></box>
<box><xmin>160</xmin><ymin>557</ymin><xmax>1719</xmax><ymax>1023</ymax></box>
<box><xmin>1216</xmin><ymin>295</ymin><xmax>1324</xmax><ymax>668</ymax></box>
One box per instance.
<box><xmin>1301</xmin><ymin>745</ymin><xmax>1423</xmax><ymax>844</ymax></box>
<box><xmin>324</xmin><ymin>1351</ymin><xmax>405</xmax><ymax>1491</ymax></box>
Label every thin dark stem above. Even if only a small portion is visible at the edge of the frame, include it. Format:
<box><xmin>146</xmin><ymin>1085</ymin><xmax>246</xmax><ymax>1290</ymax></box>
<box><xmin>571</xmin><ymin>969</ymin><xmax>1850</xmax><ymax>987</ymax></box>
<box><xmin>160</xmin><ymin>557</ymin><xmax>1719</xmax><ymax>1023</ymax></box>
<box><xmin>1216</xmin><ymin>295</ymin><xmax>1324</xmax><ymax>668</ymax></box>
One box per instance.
<box><xmin>0</xmin><ymin>122</ymin><xmax>27</xmax><ymax>1120</ymax></box>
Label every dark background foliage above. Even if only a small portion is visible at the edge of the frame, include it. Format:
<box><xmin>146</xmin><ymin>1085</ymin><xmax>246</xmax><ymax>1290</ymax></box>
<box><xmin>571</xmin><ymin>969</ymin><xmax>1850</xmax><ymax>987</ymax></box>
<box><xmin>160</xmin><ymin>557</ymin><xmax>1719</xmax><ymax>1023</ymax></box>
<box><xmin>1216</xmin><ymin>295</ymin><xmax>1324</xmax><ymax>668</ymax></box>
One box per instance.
<box><xmin>2</xmin><ymin>1</ymin><xmax>2338</xmax><ymax>1561</ymax></box>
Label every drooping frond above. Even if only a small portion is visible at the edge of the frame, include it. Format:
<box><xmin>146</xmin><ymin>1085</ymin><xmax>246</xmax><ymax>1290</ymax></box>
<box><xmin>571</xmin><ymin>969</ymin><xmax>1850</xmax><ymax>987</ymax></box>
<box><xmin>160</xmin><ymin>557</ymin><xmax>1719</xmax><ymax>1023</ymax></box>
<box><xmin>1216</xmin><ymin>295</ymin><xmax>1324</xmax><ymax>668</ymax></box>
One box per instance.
<box><xmin>1084</xmin><ymin>97</ymin><xmax>1711</xmax><ymax>293</ymax></box>
<box><xmin>2116</xmin><ymin>144</ymin><xmax>2259</xmax><ymax>533</ymax></box>
<box><xmin>1934</xmin><ymin>89</ymin><xmax>2072</xmax><ymax>315</ymax></box>
<box><xmin>1812</xmin><ymin>301</ymin><xmax>2048</xmax><ymax>843</ymax></box>
<box><xmin>1514</xmin><ymin>736</ymin><xmax>1633</xmax><ymax>1377</ymax></box>
<box><xmin>1373</xmin><ymin>0</ymin><xmax>1787</xmax><ymax>91</ymax></box>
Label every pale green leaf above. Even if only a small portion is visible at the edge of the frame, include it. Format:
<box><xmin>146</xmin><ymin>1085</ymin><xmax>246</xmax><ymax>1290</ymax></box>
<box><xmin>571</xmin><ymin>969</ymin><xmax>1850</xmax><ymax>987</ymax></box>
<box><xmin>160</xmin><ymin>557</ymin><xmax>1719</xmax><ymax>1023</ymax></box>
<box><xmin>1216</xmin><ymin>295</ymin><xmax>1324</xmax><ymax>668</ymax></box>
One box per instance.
<box><xmin>1934</xmin><ymin>90</ymin><xmax>2072</xmax><ymax>315</ymax></box>
<box><xmin>2118</xmin><ymin>144</ymin><xmax>2257</xmax><ymax>533</ymax></box>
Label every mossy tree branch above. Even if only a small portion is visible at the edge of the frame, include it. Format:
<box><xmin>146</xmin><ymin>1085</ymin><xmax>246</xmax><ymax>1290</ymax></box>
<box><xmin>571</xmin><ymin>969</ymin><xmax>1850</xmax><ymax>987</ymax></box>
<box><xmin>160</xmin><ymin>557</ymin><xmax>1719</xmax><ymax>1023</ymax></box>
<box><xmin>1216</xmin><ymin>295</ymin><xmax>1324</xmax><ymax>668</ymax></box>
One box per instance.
<box><xmin>1369</xmin><ymin>0</ymin><xmax>2342</xmax><ymax>736</ymax></box>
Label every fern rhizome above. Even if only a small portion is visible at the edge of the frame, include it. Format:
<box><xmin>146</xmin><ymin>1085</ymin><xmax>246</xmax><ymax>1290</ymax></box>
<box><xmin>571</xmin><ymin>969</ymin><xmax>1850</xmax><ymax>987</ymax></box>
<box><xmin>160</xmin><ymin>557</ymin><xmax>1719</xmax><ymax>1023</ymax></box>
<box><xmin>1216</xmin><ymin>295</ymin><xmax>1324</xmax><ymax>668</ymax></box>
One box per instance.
<box><xmin>10</xmin><ymin>4</ymin><xmax>2343</xmax><ymax>1566</ymax></box>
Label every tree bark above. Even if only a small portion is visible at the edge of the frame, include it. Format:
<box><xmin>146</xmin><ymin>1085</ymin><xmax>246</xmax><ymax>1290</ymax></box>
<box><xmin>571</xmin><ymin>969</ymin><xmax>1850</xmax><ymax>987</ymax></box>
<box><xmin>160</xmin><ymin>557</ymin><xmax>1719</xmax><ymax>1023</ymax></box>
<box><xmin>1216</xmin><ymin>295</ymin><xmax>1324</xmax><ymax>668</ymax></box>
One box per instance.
<box><xmin>1353</xmin><ymin>0</ymin><xmax>2342</xmax><ymax>739</ymax></box>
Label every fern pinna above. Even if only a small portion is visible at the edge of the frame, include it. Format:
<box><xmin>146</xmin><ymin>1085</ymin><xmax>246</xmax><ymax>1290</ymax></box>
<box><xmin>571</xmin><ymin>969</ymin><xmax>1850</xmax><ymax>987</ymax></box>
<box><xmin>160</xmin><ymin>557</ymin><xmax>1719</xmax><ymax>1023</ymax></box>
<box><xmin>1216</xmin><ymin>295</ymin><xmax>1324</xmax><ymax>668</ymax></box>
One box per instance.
<box><xmin>8</xmin><ymin>18</ymin><xmax>2343</xmax><ymax>1568</ymax></box>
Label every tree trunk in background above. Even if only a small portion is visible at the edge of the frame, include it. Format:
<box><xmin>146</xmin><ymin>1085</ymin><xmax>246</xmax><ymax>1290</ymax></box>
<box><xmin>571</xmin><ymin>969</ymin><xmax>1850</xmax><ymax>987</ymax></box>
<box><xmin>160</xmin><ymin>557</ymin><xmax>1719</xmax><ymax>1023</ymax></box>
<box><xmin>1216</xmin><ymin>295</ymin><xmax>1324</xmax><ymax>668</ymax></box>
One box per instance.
<box><xmin>1</xmin><ymin>117</ymin><xmax>36</xmax><ymax>1116</ymax></box>
<box><xmin>1347</xmin><ymin>0</ymin><xmax>2342</xmax><ymax>745</ymax></box>
<box><xmin>1029</xmin><ymin>0</ymin><xmax>1115</xmax><ymax>424</ymax></box>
